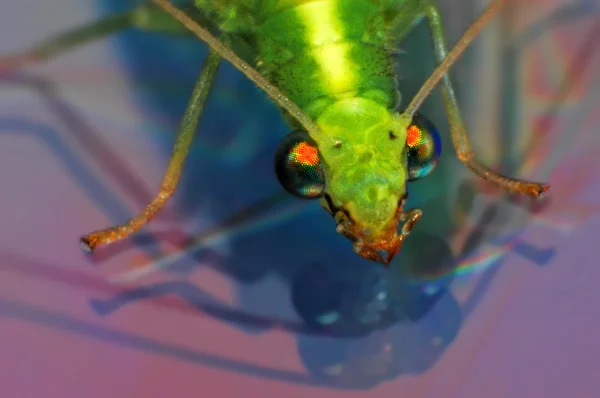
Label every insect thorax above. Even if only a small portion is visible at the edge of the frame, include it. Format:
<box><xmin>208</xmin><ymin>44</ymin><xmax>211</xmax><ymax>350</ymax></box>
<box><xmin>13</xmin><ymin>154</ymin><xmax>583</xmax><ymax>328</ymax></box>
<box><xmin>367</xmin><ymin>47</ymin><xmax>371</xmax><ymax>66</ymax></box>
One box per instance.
<box><xmin>257</xmin><ymin>0</ymin><xmax>400</xmax><ymax>119</ymax></box>
<box><xmin>196</xmin><ymin>0</ymin><xmax>401</xmax><ymax>119</ymax></box>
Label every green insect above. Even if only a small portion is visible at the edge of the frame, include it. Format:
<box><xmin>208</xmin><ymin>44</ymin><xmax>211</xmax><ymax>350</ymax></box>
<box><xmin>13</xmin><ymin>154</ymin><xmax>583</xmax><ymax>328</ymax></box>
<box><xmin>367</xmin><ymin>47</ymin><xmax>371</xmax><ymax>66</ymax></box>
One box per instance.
<box><xmin>1</xmin><ymin>0</ymin><xmax>549</xmax><ymax>266</ymax></box>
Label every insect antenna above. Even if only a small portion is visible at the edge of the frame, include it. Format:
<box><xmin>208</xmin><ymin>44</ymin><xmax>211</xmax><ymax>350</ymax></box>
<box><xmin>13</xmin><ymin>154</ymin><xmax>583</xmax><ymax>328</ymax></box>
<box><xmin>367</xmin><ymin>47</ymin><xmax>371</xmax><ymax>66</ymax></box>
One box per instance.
<box><xmin>403</xmin><ymin>0</ymin><xmax>508</xmax><ymax>117</ymax></box>
<box><xmin>152</xmin><ymin>0</ymin><xmax>322</xmax><ymax>138</ymax></box>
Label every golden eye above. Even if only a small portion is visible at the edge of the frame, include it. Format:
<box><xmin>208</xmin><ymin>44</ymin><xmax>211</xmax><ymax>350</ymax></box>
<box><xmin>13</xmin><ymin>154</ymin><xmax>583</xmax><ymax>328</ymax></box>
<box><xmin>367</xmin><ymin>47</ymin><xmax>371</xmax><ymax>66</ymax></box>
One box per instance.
<box><xmin>406</xmin><ymin>114</ymin><xmax>442</xmax><ymax>181</ymax></box>
<box><xmin>274</xmin><ymin>130</ymin><xmax>326</xmax><ymax>198</ymax></box>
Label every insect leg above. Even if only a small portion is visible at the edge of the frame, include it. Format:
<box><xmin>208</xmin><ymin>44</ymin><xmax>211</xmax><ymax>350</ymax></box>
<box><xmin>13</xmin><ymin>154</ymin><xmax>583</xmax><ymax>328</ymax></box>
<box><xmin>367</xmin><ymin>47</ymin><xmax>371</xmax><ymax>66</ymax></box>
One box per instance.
<box><xmin>382</xmin><ymin>209</ymin><xmax>423</xmax><ymax>266</ymax></box>
<box><xmin>412</xmin><ymin>2</ymin><xmax>549</xmax><ymax>199</ymax></box>
<box><xmin>399</xmin><ymin>209</ymin><xmax>423</xmax><ymax>236</ymax></box>
<box><xmin>80</xmin><ymin>49</ymin><xmax>221</xmax><ymax>252</ymax></box>
<box><xmin>0</xmin><ymin>5</ymin><xmax>192</xmax><ymax>71</ymax></box>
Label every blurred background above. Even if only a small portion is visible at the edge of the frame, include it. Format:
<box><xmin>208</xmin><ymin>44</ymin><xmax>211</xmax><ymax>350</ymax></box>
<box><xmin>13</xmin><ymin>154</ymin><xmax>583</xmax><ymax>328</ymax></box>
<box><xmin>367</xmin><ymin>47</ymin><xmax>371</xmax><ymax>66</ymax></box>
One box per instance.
<box><xmin>0</xmin><ymin>0</ymin><xmax>599</xmax><ymax>397</ymax></box>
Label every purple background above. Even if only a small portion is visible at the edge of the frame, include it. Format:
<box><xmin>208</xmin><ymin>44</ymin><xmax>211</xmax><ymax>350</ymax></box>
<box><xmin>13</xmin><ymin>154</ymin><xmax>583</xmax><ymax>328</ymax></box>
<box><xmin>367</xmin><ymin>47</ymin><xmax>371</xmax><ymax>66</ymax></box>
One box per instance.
<box><xmin>0</xmin><ymin>1</ymin><xmax>599</xmax><ymax>397</ymax></box>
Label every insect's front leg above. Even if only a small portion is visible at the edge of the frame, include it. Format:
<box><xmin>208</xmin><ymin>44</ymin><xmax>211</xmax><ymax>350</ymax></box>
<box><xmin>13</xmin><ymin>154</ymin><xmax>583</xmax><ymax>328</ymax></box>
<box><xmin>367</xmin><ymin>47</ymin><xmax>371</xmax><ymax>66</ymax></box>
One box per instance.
<box><xmin>399</xmin><ymin>208</ymin><xmax>423</xmax><ymax>236</ymax></box>
<box><xmin>407</xmin><ymin>1</ymin><xmax>549</xmax><ymax>199</ymax></box>
<box><xmin>80</xmin><ymin>49</ymin><xmax>221</xmax><ymax>252</ymax></box>
<box><xmin>0</xmin><ymin>4</ymin><xmax>193</xmax><ymax>71</ymax></box>
<box><xmin>382</xmin><ymin>209</ymin><xmax>423</xmax><ymax>267</ymax></box>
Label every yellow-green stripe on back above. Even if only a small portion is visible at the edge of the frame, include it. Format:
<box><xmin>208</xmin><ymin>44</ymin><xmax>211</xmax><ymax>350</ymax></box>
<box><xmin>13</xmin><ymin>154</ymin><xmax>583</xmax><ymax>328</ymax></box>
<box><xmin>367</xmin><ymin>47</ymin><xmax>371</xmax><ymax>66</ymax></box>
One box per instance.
<box><xmin>296</xmin><ymin>1</ymin><xmax>357</xmax><ymax>95</ymax></box>
<box><xmin>195</xmin><ymin>0</ymin><xmax>401</xmax><ymax>118</ymax></box>
<box><xmin>257</xmin><ymin>0</ymin><xmax>399</xmax><ymax>120</ymax></box>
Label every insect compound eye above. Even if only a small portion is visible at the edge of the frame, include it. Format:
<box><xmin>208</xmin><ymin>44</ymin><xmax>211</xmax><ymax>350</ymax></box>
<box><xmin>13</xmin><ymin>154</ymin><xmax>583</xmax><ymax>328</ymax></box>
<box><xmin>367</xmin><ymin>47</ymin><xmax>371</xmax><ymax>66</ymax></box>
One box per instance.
<box><xmin>274</xmin><ymin>129</ymin><xmax>326</xmax><ymax>199</ymax></box>
<box><xmin>406</xmin><ymin>113</ymin><xmax>442</xmax><ymax>181</ymax></box>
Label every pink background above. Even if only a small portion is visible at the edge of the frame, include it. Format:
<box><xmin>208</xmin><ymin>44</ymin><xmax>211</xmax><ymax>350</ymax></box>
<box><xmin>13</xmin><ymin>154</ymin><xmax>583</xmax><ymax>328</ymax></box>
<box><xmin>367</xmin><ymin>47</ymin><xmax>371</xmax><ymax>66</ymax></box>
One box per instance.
<box><xmin>1</xmin><ymin>1</ymin><xmax>599</xmax><ymax>397</ymax></box>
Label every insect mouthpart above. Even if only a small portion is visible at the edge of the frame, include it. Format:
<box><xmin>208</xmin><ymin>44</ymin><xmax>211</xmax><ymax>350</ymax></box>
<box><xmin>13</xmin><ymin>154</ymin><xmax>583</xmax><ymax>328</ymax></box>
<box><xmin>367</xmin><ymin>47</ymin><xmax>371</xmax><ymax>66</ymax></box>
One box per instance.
<box><xmin>331</xmin><ymin>194</ymin><xmax>422</xmax><ymax>266</ymax></box>
<box><xmin>349</xmin><ymin>227</ymin><xmax>404</xmax><ymax>266</ymax></box>
<box><xmin>332</xmin><ymin>207</ymin><xmax>403</xmax><ymax>266</ymax></box>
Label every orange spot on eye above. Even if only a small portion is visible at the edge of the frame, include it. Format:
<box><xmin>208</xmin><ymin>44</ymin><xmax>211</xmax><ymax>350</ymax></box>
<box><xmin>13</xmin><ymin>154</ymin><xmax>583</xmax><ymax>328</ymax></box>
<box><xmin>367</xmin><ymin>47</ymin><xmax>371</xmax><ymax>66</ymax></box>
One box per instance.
<box><xmin>294</xmin><ymin>142</ymin><xmax>320</xmax><ymax>165</ymax></box>
<box><xmin>407</xmin><ymin>125</ymin><xmax>421</xmax><ymax>147</ymax></box>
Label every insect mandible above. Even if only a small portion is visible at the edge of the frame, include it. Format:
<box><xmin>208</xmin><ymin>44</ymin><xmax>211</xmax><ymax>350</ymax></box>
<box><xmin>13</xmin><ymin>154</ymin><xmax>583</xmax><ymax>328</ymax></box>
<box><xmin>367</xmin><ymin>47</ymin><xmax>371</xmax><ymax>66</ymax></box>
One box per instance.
<box><xmin>0</xmin><ymin>0</ymin><xmax>549</xmax><ymax>266</ymax></box>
